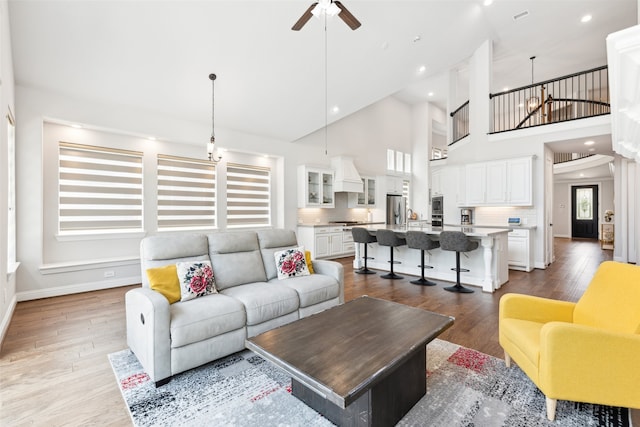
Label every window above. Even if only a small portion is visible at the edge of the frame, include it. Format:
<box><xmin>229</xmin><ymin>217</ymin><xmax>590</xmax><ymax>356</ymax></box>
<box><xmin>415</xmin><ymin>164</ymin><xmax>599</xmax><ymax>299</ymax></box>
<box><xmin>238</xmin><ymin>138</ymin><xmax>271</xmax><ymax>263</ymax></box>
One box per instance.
<box><xmin>226</xmin><ymin>163</ymin><xmax>271</xmax><ymax>228</ymax></box>
<box><xmin>7</xmin><ymin>111</ymin><xmax>16</xmax><ymax>268</ymax></box>
<box><xmin>402</xmin><ymin>179</ymin><xmax>411</xmax><ymax>210</ymax></box>
<box><xmin>157</xmin><ymin>154</ymin><xmax>216</xmax><ymax>230</ymax></box>
<box><xmin>58</xmin><ymin>142</ymin><xmax>143</xmax><ymax>234</ymax></box>
<box><xmin>576</xmin><ymin>187</ymin><xmax>593</xmax><ymax>220</ymax></box>
<box><xmin>387</xmin><ymin>149</ymin><xmax>395</xmax><ymax>171</ymax></box>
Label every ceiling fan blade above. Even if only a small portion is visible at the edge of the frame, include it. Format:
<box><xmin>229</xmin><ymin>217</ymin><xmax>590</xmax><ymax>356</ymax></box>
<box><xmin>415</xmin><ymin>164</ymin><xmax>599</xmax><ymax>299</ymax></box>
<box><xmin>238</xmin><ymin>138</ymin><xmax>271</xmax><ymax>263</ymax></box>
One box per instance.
<box><xmin>292</xmin><ymin>3</ymin><xmax>317</xmax><ymax>31</ymax></box>
<box><xmin>335</xmin><ymin>1</ymin><xmax>361</xmax><ymax>30</ymax></box>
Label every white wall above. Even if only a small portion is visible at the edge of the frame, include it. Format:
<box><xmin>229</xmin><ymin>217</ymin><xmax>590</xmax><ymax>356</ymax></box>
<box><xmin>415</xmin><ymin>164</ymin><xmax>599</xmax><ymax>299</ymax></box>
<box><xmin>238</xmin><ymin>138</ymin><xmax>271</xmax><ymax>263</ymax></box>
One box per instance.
<box><xmin>553</xmin><ymin>178</ymin><xmax>614</xmax><ymax>238</ymax></box>
<box><xmin>13</xmin><ymin>84</ymin><xmax>350</xmax><ymax>300</ymax></box>
<box><xmin>0</xmin><ymin>0</ymin><xmax>17</xmax><ymax>345</ymax></box>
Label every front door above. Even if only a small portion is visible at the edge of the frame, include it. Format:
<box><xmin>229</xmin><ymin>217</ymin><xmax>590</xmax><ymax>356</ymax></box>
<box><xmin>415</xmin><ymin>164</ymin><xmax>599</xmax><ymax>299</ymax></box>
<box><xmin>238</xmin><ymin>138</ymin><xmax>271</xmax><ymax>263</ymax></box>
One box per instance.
<box><xmin>571</xmin><ymin>185</ymin><xmax>598</xmax><ymax>239</ymax></box>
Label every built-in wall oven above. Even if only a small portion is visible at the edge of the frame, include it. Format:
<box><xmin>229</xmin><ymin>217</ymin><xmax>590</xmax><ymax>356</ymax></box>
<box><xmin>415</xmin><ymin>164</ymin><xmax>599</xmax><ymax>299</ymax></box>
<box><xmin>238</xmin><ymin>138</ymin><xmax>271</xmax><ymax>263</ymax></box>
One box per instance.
<box><xmin>431</xmin><ymin>195</ymin><xmax>443</xmax><ymax>227</ymax></box>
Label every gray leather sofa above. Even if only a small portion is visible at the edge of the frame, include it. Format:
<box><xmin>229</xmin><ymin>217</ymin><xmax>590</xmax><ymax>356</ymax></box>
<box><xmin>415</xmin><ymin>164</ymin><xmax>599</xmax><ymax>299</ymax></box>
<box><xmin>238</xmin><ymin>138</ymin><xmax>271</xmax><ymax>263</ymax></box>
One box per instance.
<box><xmin>125</xmin><ymin>229</ymin><xmax>344</xmax><ymax>386</ymax></box>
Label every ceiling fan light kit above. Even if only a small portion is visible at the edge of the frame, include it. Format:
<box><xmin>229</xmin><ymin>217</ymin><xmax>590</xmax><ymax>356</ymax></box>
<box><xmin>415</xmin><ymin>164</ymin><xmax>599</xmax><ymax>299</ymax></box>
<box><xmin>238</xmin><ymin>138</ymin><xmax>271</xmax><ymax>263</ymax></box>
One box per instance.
<box><xmin>292</xmin><ymin>0</ymin><xmax>361</xmax><ymax>31</ymax></box>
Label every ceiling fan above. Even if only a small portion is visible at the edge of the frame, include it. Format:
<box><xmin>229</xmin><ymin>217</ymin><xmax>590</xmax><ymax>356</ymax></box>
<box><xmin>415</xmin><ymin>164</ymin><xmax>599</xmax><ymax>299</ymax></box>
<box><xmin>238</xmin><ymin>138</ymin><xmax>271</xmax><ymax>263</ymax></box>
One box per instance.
<box><xmin>292</xmin><ymin>0</ymin><xmax>361</xmax><ymax>31</ymax></box>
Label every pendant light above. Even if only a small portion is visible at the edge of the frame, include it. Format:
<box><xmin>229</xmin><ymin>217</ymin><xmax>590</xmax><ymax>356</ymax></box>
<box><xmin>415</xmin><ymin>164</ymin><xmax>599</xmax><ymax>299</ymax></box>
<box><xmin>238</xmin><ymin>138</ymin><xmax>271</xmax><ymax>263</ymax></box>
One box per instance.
<box><xmin>208</xmin><ymin>73</ymin><xmax>222</xmax><ymax>162</ymax></box>
<box><xmin>526</xmin><ymin>56</ymin><xmax>540</xmax><ymax>114</ymax></box>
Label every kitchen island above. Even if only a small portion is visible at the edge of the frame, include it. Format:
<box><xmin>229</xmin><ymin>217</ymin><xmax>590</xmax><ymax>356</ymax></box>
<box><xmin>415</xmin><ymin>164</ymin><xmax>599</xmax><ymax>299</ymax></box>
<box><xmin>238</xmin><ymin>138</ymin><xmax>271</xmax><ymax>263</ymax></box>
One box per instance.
<box><xmin>353</xmin><ymin>225</ymin><xmax>510</xmax><ymax>293</ymax></box>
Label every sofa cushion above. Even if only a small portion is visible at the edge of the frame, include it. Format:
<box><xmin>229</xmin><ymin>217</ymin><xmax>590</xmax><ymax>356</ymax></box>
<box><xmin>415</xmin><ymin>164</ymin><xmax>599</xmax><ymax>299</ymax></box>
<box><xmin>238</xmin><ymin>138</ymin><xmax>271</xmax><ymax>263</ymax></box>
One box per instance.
<box><xmin>169</xmin><ymin>293</ymin><xmax>246</xmax><ymax>348</ymax></box>
<box><xmin>269</xmin><ymin>274</ymin><xmax>339</xmax><ymax>308</ymax></box>
<box><xmin>220</xmin><ymin>282</ymin><xmax>299</xmax><ymax>326</ymax></box>
<box><xmin>208</xmin><ymin>232</ymin><xmax>267</xmax><ymax>290</ymax></box>
<box><xmin>274</xmin><ymin>247</ymin><xmax>310</xmax><ymax>280</ymax></box>
<box><xmin>140</xmin><ymin>234</ymin><xmax>210</xmax><ymax>288</ymax></box>
<box><xmin>176</xmin><ymin>261</ymin><xmax>217</xmax><ymax>302</ymax></box>
<box><xmin>146</xmin><ymin>264</ymin><xmax>181</xmax><ymax>304</ymax></box>
<box><xmin>256</xmin><ymin>229</ymin><xmax>299</xmax><ymax>280</ymax></box>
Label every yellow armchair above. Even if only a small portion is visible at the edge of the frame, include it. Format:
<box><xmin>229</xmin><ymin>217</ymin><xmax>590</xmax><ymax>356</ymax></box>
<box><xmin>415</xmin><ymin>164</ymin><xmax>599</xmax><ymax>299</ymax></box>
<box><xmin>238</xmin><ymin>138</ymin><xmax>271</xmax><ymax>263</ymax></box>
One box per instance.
<box><xmin>499</xmin><ymin>261</ymin><xmax>640</xmax><ymax>421</ymax></box>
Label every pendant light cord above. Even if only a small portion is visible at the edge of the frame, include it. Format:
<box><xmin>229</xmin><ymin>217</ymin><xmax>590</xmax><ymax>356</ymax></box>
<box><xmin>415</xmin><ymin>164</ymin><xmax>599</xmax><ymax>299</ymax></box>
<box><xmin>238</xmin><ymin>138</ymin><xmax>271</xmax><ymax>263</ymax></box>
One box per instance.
<box><xmin>324</xmin><ymin>15</ymin><xmax>328</xmax><ymax>156</ymax></box>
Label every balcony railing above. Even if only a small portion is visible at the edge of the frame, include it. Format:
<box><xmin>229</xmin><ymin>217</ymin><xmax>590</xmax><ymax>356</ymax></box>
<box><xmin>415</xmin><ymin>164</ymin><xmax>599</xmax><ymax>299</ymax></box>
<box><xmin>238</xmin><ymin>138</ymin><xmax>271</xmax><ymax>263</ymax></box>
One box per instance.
<box><xmin>490</xmin><ymin>66</ymin><xmax>610</xmax><ymax>133</ymax></box>
<box><xmin>450</xmin><ymin>100</ymin><xmax>469</xmax><ymax>144</ymax></box>
<box><xmin>553</xmin><ymin>153</ymin><xmax>594</xmax><ymax>164</ymax></box>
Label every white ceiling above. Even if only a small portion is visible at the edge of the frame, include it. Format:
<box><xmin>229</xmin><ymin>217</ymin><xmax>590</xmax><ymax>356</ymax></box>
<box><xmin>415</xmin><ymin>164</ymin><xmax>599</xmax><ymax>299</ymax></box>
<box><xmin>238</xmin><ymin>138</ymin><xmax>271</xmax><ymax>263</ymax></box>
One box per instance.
<box><xmin>8</xmin><ymin>0</ymin><xmax>638</xmax><ymax>145</ymax></box>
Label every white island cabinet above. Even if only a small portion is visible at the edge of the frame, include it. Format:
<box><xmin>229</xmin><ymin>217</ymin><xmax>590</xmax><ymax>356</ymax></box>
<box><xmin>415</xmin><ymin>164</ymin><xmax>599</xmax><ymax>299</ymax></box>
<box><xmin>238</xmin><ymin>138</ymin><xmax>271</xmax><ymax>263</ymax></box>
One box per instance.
<box><xmin>353</xmin><ymin>225</ymin><xmax>510</xmax><ymax>293</ymax></box>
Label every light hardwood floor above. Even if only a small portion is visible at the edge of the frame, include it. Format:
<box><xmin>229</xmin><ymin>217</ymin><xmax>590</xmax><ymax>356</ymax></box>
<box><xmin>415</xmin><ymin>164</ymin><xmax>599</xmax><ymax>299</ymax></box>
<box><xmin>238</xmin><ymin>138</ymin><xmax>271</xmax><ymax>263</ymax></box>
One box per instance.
<box><xmin>1</xmin><ymin>238</ymin><xmax>637</xmax><ymax>425</ymax></box>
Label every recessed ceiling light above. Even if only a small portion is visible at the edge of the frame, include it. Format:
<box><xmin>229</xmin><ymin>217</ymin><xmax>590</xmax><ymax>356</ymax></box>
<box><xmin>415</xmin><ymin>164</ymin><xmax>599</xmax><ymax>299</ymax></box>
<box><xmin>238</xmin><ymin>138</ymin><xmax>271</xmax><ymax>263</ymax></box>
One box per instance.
<box><xmin>331</xmin><ymin>105</ymin><xmax>340</xmax><ymax>114</ymax></box>
<box><xmin>417</xmin><ymin>65</ymin><xmax>427</xmax><ymax>75</ymax></box>
<box><xmin>581</xmin><ymin>14</ymin><xmax>592</xmax><ymax>23</ymax></box>
<box><xmin>413</xmin><ymin>35</ymin><xmax>421</xmax><ymax>43</ymax></box>
<box><xmin>584</xmin><ymin>140</ymin><xmax>595</xmax><ymax>146</ymax></box>
<box><xmin>579</xmin><ymin>173</ymin><xmax>585</xmax><ymax>177</ymax></box>
<box><xmin>483</xmin><ymin>0</ymin><xmax>493</xmax><ymax>6</ymax></box>
<box><xmin>148</xmin><ymin>136</ymin><xmax>157</xmax><ymax>141</ymax></box>
<box><xmin>503</xmin><ymin>86</ymin><xmax>509</xmax><ymax>92</ymax></box>
<box><xmin>71</xmin><ymin>124</ymin><xmax>82</xmax><ymax>129</ymax></box>
<box><xmin>427</xmin><ymin>92</ymin><xmax>434</xmax><ymax>97</ymax></box>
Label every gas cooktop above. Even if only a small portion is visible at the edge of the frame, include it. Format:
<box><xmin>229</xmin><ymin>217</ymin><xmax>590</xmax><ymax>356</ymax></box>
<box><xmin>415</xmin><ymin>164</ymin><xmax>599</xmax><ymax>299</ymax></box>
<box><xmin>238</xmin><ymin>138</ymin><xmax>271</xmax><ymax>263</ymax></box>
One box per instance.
<box><xmin>328</xmin><ymin>221</ymin><xmax>362</xmax><ymax>225</ymax></box>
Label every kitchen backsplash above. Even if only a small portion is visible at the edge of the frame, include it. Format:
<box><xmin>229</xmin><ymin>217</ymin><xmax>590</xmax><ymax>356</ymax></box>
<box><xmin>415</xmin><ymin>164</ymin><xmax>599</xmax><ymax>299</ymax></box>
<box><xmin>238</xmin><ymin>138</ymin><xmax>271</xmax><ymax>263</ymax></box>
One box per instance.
<box><xmin>297</xmin><ymin>192</ymin><xmax>372</xmax><ymax>224</ymax></box>
<box><xmin>474</xmin><ymin>206</ymin><xmax>537</xmax><ymax>226</ymax></box>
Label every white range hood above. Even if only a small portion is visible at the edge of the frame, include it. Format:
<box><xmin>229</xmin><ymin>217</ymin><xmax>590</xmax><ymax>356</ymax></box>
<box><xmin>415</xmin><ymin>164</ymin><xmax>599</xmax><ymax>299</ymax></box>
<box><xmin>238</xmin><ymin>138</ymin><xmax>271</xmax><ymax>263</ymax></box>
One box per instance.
<box><xmin>331</xmin><ymin>156</ymin><xmax>363</xmax><ymax>193</ymax></box>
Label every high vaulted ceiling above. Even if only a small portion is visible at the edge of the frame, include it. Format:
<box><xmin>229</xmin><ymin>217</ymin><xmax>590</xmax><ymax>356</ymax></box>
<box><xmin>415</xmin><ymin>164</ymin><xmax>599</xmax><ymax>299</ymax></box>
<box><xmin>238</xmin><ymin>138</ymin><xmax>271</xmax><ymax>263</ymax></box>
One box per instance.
<box><xmin>8</xmin><ymin>0</ymin><xmax>638</xmax><ymax>142</ymax></box>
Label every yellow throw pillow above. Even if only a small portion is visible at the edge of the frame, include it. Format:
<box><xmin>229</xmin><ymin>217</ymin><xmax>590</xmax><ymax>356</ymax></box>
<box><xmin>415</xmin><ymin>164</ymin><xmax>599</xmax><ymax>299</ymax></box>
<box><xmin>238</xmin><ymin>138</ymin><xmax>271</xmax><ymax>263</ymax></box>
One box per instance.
<box><xmin>305</xmin><ymin>250</ymin><xmax>315</xmax><ymax>274</ymax></box>
<box><xmin>146</xmin><ymin>264</ymin><xmax>181</xmax><ymax>304</ymax></box>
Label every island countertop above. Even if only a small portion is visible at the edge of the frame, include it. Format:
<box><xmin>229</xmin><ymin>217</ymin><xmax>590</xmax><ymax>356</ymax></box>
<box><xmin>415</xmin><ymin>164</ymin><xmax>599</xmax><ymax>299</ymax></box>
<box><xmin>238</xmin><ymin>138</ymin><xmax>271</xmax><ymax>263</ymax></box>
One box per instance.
<box><xmin>357</xmin><ymin>224</ymin><xmax>511</xmax><ymax>238</ymax></box>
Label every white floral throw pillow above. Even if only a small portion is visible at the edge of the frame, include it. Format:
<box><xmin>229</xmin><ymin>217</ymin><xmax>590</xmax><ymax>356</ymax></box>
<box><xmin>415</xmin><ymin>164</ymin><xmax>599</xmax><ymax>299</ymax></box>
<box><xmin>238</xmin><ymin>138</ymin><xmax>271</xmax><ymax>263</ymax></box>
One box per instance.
<box><xmin>274</xmin><ymin>247</ymin><xmax>310</xmax><ymax>280</ymax></box>
<box><xmin>176</xmin><ymin>261</ymin><xmax>217</xmax><ymax>302</ymax></box>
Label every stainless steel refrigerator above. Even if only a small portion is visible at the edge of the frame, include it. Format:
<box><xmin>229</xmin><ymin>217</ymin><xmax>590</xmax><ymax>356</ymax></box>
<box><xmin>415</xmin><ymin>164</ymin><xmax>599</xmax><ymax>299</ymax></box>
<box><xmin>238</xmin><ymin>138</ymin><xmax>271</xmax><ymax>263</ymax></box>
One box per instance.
<box><xmin>386</xmin><ymin>194</ymin><xmax>407</xmax><ymax>225</ymax></box>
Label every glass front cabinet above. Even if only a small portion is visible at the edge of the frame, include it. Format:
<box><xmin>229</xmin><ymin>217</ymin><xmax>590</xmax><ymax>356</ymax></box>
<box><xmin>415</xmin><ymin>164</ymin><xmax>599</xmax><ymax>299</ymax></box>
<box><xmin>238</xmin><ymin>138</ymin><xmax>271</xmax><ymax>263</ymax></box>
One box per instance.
<box><xmin>349</xmin><ymin>176</ymin><xmax>376</xmax><ymax>207</ymax></box>
<box><xmin>298</xmin><ymin>166</ymin><xmax>335</xmax><ymax>208</ymax></box>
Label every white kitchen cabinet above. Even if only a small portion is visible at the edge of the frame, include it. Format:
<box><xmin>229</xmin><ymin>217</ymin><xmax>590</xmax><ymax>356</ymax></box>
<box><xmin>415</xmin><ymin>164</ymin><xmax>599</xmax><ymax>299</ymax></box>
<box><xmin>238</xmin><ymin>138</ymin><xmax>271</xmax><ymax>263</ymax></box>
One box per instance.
<box><xmin>508</xmin><ymin>228</ymin><xmax>534</xmax><ymax>272</ymax></box>
<box><xmin>506</xmin><ymin>157</ymin><xmax>532</xmax><ymax>205</ymax></box>
<box><xmin>298</xmin><ymin>166</ymin><xmax>335</xmax><ymax>208</ymax></box>
<box><xmin>385</xmin><ymin>175</ymin><xmax>404</xmax><ymax>194</ymax></box>
<box><xmin>464</xmin><ymin>163</ymin><xmax>486</xmax><ymax>205</ymax></box>
<box><xmin>431</xmin><ymin>167</ymin><xmax>444</xmax><ymax>196</ymax></box>
<box><xmin>349</xmin><ymin>176</ymin><xmax>376</xmax><ymax>207</ymax></box>
<box><xmin>297</xmin><ymin>225</ymin><xmax>353</xmax><ymax>259</ymax></box>
<box><xmin>464</xmin><ymin>156</ymin><xmax>532</xmax><ymax>206</ymax></box>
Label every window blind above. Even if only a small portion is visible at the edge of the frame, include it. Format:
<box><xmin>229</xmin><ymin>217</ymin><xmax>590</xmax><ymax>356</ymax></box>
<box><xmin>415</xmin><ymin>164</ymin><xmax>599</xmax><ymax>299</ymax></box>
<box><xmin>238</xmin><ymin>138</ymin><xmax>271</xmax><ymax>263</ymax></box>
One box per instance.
<box><xmin>403</xmin><ymin>179</ymin><xmax>411</xmax><ymax>210</ymax></box>
<box><xmin>157</xmin><ymin>154</ymin><xmax>216</xmax><ymax>230</ymax></box>
<box><xmin>226</xmin><ymin>163</ymin><xmax>271</xmax><ymax>228</ymax></box>
<box><xmin>58</xmin><ymin>142</ymin><xmax>143</xmax><ymax>233</ymax></box>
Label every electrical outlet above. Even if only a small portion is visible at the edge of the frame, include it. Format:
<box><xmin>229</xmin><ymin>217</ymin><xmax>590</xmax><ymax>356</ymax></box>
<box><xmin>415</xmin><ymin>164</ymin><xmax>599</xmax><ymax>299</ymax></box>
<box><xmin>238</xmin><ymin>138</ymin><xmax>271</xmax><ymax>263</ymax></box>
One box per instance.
<box><xmin>104</xmin><ymin>271</ymin><xmax>115</xmax><ymax>278</ymax></box>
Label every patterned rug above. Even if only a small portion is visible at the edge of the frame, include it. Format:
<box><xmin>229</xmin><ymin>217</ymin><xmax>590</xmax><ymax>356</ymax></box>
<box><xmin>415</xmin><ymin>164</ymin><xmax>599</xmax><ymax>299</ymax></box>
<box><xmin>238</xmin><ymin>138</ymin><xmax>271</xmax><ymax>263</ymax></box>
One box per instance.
<box><xmin>108</xmin><ymin>339</ymin><xmax>631</xmax><ymax>427</ymax></box>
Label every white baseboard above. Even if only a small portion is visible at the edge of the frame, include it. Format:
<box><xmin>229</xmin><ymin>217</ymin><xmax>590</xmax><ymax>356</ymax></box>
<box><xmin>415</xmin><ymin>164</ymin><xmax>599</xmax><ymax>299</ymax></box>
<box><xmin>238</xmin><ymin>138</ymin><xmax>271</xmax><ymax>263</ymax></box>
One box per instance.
<box><xmin>16</xmin><ymin>275</ymin><xmax>141</xmax><ymax>302</ymax></box>
<box><xmin>554</xmin><ymin>234</ymin><xmax>570</xmax><ymax>238</ymax></box>
<box><xmin>0</xmin><ymin>295</ymin><xmax>18</xmax><ymax>348</ymax></box>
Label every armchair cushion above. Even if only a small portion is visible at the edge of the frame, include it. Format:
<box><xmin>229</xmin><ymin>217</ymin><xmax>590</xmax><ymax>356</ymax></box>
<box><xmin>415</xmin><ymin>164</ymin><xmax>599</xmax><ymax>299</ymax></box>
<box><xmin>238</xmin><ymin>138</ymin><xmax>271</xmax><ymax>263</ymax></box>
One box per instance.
<box><xmin>574</xmin><ymin>261</ymin><xmax>640</xmax><ymax>333</ymax></box>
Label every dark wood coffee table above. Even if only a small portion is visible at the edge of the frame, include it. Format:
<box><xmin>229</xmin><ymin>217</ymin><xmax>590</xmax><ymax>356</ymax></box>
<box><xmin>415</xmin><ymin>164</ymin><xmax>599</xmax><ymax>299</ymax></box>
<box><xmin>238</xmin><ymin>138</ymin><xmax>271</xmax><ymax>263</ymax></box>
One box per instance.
<box><xmin>245</xmin><ymin>296</ymin><xmax>454</xmax><ymax>426</ymax></box>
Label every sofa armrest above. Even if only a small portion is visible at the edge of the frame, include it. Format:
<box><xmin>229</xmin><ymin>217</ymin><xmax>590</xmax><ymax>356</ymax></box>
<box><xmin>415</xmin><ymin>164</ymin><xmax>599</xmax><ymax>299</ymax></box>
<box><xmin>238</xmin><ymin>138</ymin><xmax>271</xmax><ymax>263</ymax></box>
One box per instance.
<box><xmin>125</xmin><ymin>287</ymin><xmax>172</xmax><ymax>384</ymax></box>
<box><xmin>312</xmin><ymin>259</ymin><xmax>345</xmax><ymax>303</ymax></box>
<box><xmin>499</xmin><ymin>293</ymin><xmax>575</xmax><ymax>324</ymax></box>
<box><xmin>539</xmin><ymin>322</ymin><xmax>640</xmax><ymax>407</ymax></box>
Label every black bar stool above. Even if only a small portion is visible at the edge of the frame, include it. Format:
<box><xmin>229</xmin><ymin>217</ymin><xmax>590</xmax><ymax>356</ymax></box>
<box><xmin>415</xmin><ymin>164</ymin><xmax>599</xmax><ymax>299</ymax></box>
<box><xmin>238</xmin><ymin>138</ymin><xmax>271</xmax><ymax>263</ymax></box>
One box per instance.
<box><xmin>376</xmin><ymin>229</ymin><xmax>406</xmax><ymax>280</ymax></box>
<box><xmin>405</xmin><ymin>231</ymin><xmax>440</xmax><ymax>286</ymax></box>
<box><xmin>351</xmin><ymin>227</ymin><xmax>377</xmax><ymax>275</ymax></box>
<box><xmin>439</xmin><ymin>231</ymin><xmax>478</xmax><ymax>293</ymax></box>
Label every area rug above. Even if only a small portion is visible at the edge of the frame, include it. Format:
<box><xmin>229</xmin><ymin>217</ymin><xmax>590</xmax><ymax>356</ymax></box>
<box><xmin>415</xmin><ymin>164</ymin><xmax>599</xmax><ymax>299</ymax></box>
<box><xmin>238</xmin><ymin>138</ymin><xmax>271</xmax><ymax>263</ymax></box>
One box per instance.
<box><xmin>108</xmin><ymin>339</ymin><xmax>631</xmax><ymax>427</ymax></box>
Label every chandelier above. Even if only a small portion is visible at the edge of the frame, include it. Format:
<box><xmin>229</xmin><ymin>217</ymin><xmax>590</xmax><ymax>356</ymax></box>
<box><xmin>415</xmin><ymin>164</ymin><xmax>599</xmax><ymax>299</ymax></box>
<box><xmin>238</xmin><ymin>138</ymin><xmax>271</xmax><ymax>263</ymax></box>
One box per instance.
<box><xmin>208</xmin><ymin>73</ymin><xmax>222</xmax><ymax>162</ymax></box>
<box><xmin>526</xmin><ymin>56</ymin><xmax>540</xmax><ymax>114</ymax></box>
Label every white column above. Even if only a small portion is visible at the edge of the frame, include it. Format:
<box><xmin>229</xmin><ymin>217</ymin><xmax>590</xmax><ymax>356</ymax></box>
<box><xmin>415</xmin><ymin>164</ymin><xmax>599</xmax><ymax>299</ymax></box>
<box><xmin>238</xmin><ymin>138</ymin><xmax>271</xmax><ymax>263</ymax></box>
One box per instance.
<box><xmin>481</xmin><ymin>236</ymin><xmax>494</xmax><ymax>292</ymax></box>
